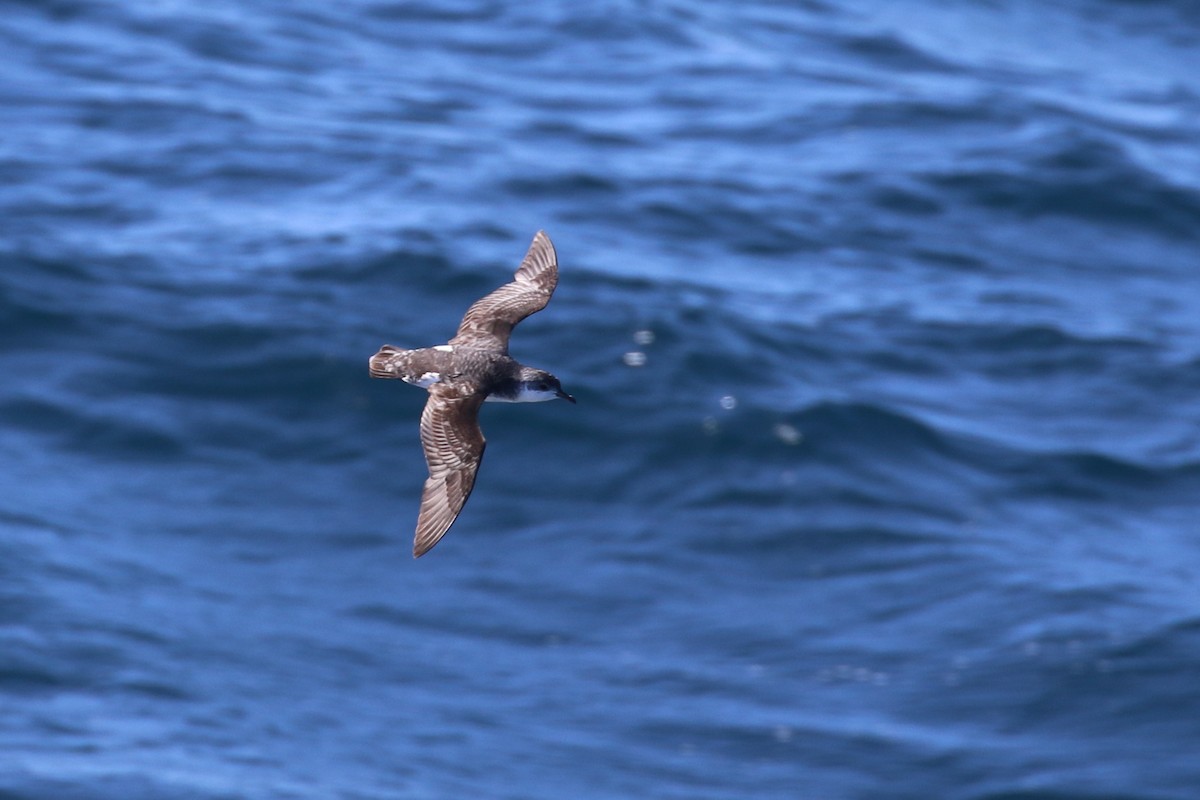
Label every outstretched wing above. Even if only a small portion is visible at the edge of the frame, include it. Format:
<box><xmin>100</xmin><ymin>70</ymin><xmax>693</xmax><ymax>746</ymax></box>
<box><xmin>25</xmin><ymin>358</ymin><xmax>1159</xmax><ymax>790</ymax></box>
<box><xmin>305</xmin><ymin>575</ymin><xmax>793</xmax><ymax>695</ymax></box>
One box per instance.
<box><xmin>449</xmin><ymin>230</ymin><xmax>558</xmax><ymax>352</ymax></box>
<box><xmin>413</xmin><ymin>384</ymin><xmax>487</xmax><ymax>557</ymax></box>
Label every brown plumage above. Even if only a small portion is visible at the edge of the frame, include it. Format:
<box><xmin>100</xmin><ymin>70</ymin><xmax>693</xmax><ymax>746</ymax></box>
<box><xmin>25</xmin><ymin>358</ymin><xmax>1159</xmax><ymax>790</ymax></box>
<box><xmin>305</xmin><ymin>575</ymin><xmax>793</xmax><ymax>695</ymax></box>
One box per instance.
<box><xmin>451</xmin><ymin>230</ymin><xmax>559</xmax><ymax>352</ymax></box>
<box><xmin>413</xmin><ymin>384</ymin><xmax>486</xmax><ymax>557</ymax></box>
<box><xmin>369</xmin><ymin>231</ymin><xmax>575</xmax><ymax>557</ymax></box>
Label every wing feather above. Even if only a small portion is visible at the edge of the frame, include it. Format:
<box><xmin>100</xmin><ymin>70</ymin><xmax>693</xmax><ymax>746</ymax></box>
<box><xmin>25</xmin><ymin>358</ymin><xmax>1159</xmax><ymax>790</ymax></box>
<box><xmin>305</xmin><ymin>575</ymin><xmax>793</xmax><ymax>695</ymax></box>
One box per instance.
<box><xmin>413</xmin><ymin>384</ymin><xmax>487</xmax><ymax>557</ymax></box>
<box><xmin>449</xmin><ymin>231</ymin><xmax>558</xmax><ymax>352</ymax></box>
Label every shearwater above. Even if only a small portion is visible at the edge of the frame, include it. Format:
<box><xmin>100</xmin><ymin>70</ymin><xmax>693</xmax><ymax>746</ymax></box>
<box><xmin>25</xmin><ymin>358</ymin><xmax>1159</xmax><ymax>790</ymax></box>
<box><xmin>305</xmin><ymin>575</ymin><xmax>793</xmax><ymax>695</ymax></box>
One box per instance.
<box><xmin>368</xmin><ymin>231</ymin><xmax>576</xmax><ymax>557</ymax></box>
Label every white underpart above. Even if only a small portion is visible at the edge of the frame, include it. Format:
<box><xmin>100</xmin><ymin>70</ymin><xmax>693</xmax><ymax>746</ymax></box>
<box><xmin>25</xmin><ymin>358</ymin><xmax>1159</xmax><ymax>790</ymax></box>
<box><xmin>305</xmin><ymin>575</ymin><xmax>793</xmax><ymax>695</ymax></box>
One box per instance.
<box><xmin>407</xmin><ymin>371</ymin><xmax>441</xmax><ymax>388</ymax></box>
<box><xmin>486</xmin><ymin>384</ymin><xmax>560</xmax><ymax>403</ymax></box>
<box><xmin>433</xmin><ymin>344</ymin><xmax>454</xmax><ymax>352</ymax></box>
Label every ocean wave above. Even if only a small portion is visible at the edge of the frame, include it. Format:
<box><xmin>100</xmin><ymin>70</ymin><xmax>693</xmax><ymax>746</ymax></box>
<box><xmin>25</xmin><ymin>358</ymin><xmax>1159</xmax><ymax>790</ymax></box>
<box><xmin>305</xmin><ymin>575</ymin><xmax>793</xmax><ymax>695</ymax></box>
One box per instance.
<box><xmin>618</xmin><ymin>391</ymin><xmax>1200</xmax><ymax>520</ymax></box>
<box><xmin>0</xmin><ymin>396</ymin><xmax>185</xmax><ymax>462</ymax></box>
<box><xmin>0</xmin><ymin>774</ymin><xmax>233</xmax><ymax>800</ymax></box>
<box><xmin>835</xmin><ymin>30</ymin><xmax>964</xmax><ymax>74</ymax></box>
<box><xmin>927</xmin><ymin>132</ymin><xmax>1200</xmax><ymax>240</ymax></box>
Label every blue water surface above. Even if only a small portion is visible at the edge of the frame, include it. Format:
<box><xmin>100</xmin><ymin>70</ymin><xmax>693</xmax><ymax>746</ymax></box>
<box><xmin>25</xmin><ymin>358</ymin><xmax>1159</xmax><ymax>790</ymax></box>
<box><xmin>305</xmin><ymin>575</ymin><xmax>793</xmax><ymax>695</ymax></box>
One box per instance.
<box><xmin>2</xmin><ymin>1</ymin><xmax>1199</xmax><ymax>798</ymax></box>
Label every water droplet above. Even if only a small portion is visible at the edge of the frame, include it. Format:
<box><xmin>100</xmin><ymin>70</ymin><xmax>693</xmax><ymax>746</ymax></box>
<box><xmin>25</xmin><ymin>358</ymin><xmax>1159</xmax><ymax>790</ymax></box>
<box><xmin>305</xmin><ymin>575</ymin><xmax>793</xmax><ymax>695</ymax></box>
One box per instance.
<box><xmin>633</xmin><ymin>329</ymin><xmax>655</xmax><ymax>346</ymax></box>
<box><xmin>773</xmin><ymin>423</ymin><xmax>802</xmax><ymax>445</ymax></box>
<box><xmin>622</xmin><ymin>351</ymin><xmax>647</xmax><ymax>367</ymax></box>
<box><xmin>719</xmin><ymin>395</ymin><xmax>737</xmax><ymax>410</ymax></box>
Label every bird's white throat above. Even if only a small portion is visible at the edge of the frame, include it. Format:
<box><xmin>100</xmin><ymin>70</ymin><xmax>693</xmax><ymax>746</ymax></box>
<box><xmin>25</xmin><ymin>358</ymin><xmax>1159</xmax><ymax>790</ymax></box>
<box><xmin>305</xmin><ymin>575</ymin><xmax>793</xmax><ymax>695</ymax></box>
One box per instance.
<box><xmin>485</xmin><ymin>384</ymin><xmax>561</xmax><ymax>403</ymax></box>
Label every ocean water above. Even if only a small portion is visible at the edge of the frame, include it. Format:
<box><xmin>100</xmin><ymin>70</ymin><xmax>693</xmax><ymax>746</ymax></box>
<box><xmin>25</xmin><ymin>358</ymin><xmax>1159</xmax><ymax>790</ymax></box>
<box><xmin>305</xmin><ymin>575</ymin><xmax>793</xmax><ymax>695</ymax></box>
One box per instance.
<box><xmin>2</xmin><ymin>1</ymin><xmax>1200</xmax><ymax>798</ymax></box>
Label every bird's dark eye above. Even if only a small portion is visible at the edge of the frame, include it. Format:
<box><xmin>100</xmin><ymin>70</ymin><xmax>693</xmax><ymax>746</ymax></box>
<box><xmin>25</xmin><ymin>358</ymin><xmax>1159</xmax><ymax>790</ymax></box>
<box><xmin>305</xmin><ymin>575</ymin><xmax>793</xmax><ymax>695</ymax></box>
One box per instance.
<box><xmin>537</xmin><ymin>383</ymin><xmax>549</xmax><ymax>391</ymax></box>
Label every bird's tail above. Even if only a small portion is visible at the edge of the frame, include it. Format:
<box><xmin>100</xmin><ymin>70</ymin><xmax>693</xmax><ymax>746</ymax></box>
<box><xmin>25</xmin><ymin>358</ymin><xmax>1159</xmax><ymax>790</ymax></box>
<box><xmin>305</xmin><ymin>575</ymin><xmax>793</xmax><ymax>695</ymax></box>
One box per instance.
<box><xmin>369</xmin><ymin>345</ymin><xmax>409</xmax><ymax>379</ymax></box>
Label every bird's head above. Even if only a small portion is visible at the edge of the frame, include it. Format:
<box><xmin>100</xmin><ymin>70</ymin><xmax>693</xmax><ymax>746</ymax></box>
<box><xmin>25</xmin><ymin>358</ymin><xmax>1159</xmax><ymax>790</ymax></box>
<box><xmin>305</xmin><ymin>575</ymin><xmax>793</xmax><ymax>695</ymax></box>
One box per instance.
<box><xmin>516</xmin><ymin>368</ymin><xmax>576</xmax><ymax>404</ymax></box>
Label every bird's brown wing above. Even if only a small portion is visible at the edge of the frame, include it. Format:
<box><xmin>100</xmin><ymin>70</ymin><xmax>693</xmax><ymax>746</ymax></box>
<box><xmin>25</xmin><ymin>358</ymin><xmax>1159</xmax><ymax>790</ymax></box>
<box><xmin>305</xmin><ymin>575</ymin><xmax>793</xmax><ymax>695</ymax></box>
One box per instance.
<box><xmin>413</xmin><ymin>383</ymin><xmax>487</xmax><ymax>557</ymax></box>
<box><xmin>449</xmin><ymin>230</ymin><xmax>558</xmax><ymax>353</ymax></box>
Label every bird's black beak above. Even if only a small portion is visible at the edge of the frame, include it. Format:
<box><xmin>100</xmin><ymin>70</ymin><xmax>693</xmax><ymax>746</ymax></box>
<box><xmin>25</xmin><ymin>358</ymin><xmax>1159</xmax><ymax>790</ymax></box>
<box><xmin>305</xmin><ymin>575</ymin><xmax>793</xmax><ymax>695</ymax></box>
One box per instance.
<box><xmin>557</xmin><ymin>390</ymin><xmax>576</xmax><ymax>404</ymax></box>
